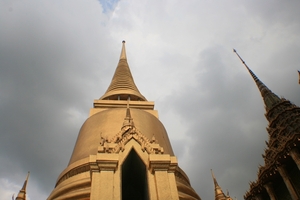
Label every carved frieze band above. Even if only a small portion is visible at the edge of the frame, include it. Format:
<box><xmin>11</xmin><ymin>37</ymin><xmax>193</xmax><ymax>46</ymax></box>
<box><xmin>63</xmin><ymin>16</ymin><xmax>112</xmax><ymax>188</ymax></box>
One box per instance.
<box><xmin>56</xmin><ymin>122</ymin><xmax>165</xmax><ymax>187</ymax></box>
<box><xmin>56</xmin><ymin>164</ymin><xmax>90</xmax><ymax>186</ymax></box>
<box><xmin>56</xmin><ymin>158</ymin><xmax>119</xmax><ymax>187</ymax></box>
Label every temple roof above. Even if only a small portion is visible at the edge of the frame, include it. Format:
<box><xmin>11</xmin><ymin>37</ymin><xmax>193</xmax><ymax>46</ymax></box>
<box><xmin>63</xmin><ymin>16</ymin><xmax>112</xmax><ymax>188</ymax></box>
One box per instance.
<box><xmin>234</xmin><ymin>49</ymin><xmax>300</xmax><ymax>199</ymax></box>
<box><xmin>100</xmin><ymin>41</ymin><xmax>147</xmax><ymax>101</ymax></box>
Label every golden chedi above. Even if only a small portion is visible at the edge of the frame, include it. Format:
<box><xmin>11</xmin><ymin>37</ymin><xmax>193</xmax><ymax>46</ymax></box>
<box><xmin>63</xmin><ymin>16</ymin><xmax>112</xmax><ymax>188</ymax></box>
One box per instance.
<box><xmin>47</xmin><ymin>41</ymin><xmax>200</xmax><ymax>200</ymax></box>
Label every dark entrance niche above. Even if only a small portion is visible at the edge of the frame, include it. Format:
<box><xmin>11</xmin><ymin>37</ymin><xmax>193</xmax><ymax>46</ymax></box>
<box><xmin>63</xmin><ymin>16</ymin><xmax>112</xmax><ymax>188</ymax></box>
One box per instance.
<box><xmin>122</xmin><ymin>149</ymin><xmax>149</xmax><ymax>200</ymax></box>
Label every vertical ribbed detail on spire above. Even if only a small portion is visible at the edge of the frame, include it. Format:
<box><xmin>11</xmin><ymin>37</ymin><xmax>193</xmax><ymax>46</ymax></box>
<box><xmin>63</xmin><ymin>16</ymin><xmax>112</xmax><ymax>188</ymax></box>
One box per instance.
<box><xmin>16</xmin><ymin>172</ymin><xmax>29</xmax><ymax>200</ymax></box>
<box><xmin>233</xmin><ymin>49</ymin><xmax>281</xmax><ymax>109</ymax></box>
<box><xmin>100</xmin><ymin>41</ymin><xmax>147</xmax><ymax>101</ymax></box>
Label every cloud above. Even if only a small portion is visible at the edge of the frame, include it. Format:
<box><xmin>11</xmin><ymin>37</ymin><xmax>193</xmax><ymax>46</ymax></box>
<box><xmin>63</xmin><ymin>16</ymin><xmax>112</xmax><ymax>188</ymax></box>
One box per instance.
<box><xmin>0</xmin><ymin>0</ymin><xmax>300</xmax><ymax>199</ymax></box>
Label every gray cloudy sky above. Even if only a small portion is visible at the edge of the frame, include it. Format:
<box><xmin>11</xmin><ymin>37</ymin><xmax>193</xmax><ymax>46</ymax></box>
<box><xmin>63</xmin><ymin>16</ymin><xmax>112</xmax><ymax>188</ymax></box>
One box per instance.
<box><xmin>1</xmin><ymin>0</ymin><xmax>300</xmax><ymax>199</ymax></box>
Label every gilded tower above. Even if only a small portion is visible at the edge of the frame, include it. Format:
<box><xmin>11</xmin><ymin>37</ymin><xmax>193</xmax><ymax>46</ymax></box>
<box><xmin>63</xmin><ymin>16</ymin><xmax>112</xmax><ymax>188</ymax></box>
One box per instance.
<box><xmin>211</xmin><ymin>170</ymin><xmax>233</xmax><ymax>200</ymax></box>
<box><xmin>47</xmin><ymin>41</ymin><xmax>200</xmax><ymax>200</ymax></box>
<box><xmin>234</xmin><ymin>50</ymin><xmax>300</xmax><ymax>200</ymax></box>
<box><xmin>15</xmin><ymin>172</ymin><xmax>30</xmax><ymax>200</ymax></box>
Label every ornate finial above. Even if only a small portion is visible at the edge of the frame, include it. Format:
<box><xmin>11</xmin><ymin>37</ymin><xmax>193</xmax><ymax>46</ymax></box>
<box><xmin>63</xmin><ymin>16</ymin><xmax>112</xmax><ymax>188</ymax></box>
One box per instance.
<box><xmin>211</xmin><ymin>169</ymin><xmax>219</xmax><ymax>186</ymax></box>
<box><xmin>233</xmin><ymin>49</ymin><xmax>263</xmax><ymax>86</ymax></box>
<box><xmin>233</xmin><ymin>49</ymin><xmax>281</xmax><ymax>109</ymax></box>
<box><xmin>211</xmin><ymin>170</ymin><xmax>233</xmax><ymax>200</ymax></box>
<box><xmin>22</xmin><ymin>172</ymin><xmax>30</xmax><ymax>191</ymax></box>
<box><xmin>122</xmin><ymin>107</ymin><xmax>134</xmax><ymax>130</ymax></box>
<box><xmin>16</xmin><ymin>172</ymin><xmax>30</xmax><ymax>200</ymax></box>
<box><xmin>120</xmin><ymin>40</ymin><xmax>127</xmax><ymax>59</ymax></box>
<box><xmin>233</xmin><ymin>49</ymin><xmax>253</xmax><ymax>74</ymax></box>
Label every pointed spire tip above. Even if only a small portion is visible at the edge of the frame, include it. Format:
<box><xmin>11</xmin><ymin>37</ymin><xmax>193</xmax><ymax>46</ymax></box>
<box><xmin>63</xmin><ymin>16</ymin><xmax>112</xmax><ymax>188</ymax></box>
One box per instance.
<box><xmin>120</xmin><ymin>40</ymin><xmax>127</xmax><ymax>60</ymax></box>
<box><xmin>234</xmin><ymin>49</ymin><xmax>281</xmax><ymax>109</ymax></box>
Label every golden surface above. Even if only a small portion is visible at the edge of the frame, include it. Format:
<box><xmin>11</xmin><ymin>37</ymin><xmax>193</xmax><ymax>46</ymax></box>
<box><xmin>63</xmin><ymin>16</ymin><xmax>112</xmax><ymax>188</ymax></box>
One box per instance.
<box><xmin>69</xmin><ymin>108</ymin><xmax>174</xmax><ymax>165</ymax></box>
<box><xmin>100</xmin><ymin>42</ymin><xmax>146</xmax><ymax>101</ymax></box>
<box><xmin>48</xmin><ymin>42</ymin><xmax>201</xmax><ymax>200</ymax></box>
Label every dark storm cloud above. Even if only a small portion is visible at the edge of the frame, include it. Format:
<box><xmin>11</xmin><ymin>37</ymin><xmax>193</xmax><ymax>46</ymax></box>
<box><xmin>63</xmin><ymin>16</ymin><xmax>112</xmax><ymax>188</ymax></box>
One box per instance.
<box><xmin>0</xmin><ymin>1</ymin><xmax>113</xmax><ymax>198</ymax></box>
<box><xmin>159</xmin><ymin>3</ymin><xmax>300</xmax><ymax>198</ymax></box>
<box><xmin>160</xmin><ymin>46</ymin><xmax>269</xmax><ymax>198</ymax></box>
<box><xmin>1</xmin><ymin>0</ymin><xmax>300</xmax><ymax>199</ymax></box>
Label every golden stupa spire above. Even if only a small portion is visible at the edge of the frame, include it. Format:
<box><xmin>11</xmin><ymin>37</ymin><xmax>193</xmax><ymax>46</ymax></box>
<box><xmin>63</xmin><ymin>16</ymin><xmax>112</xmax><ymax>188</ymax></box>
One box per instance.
<box><xmin>211</xmin><ymin>169</ymin><xmax>233</xmax><ymax>200</ymax></box>
<box><xmin>100</xmin><ymin>41</ymin><xmax>147</xmax><ymax>101</ymax></box>
<box><xmin>16</xmin><ymin>172</ymin><xmax>30</xmax><ymax>200</ymax></box>
<box><xmin>233</xmin><ymin>49</ymin><xmax>281</xmax><ymax>109</ymax></box>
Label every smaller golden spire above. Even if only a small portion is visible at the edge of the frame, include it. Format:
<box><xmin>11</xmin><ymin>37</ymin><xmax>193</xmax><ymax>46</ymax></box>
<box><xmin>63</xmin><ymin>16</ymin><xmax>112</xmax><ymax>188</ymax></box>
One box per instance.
<box><xmin>211</xmin><ymin>169</ymin><xmax>219</xmax><ymax>187</ymax></box>
<box><xmin>211</xmin><ymin>169</ymin><xmax>233</xmax><ymax>200</ymax></box>
<box><xmin>16</xmin><ymin>172</ymin><xmax>30</xmax><ymax>200</ymax></box>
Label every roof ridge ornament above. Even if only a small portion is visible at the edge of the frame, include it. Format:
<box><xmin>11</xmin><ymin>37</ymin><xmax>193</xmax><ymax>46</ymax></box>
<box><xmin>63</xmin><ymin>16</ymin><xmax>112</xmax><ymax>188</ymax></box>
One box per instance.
<box><xmin>233</xmin><ymin>49</ymin><xmax>281</xmax><ymax>109</ymax></box>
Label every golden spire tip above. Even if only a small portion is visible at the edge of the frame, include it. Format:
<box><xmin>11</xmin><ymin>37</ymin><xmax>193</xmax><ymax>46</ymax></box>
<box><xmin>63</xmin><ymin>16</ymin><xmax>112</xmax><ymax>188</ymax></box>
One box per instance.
<box><xmin>119</xmin><ymin>40</ymin><xmax>127</xmax><ymax>60</ymax></box>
